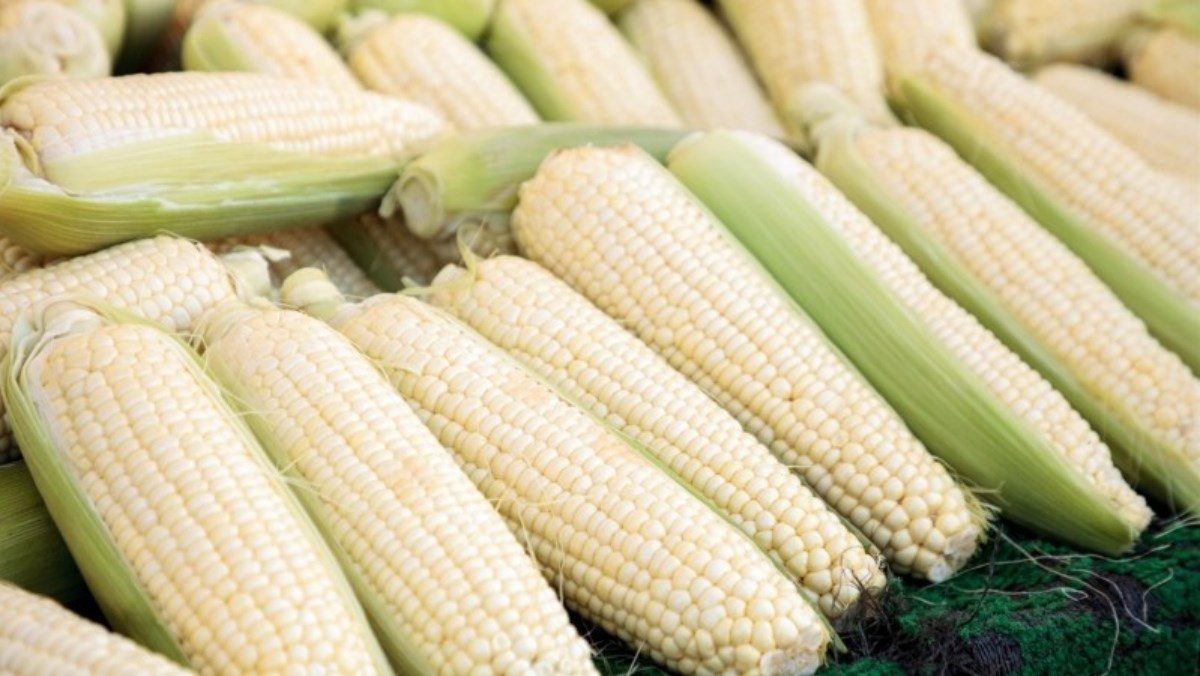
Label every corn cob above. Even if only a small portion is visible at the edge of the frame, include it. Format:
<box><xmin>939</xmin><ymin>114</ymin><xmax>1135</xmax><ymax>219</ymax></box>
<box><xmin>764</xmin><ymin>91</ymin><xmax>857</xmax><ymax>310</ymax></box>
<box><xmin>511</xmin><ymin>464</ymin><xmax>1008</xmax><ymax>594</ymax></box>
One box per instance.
<box><xmin>1034</xmin><ymin>64</ymin><xmax>1200</xmax><ymax>182</ymax></box>
<box><xmin>718</xmin><ymin>0</ymin><xmax>894</xmax><ymax>138</ymax></box>
<box><xmin>5</xmin><ymin>300</ymin><xmax>389</xmax><ymax>673</ymax></box>
<box><xmin>976</xmin><ymin>0</ymin><xmax>1145</xmax><ymax>68</ymax></box>
<box><xmin>0</xmin><ymin>72</ymin><xmax>446</xmax><ymax>255</ymax></box>
<box><xmin>350</xmin><ymin>0</ymin><xmax>494</xmax><ymax>39</ymax></box>
<box><xmin>198</xmin><ymin>300</ymin><xmax>595</xmax><ymax>674</ymax></box>
<box><xmin>1125</xmin><ymin>28</ymin><xmax>1200</xmax><ymax>111</ymax></box>
<box><xmin>806</xmin><ymin>99</ymin><xmax>1200</xmax><ymax>515</ymax></box>
<box><xmin>286</xmin><ymin>271</ymin><xmax>833</xmax><ymax>675</ymax></box>
<box><xmin>618</xmin><ymin>0</ymin><xmax>783</xmax><ymax>136</ymax></box>
<box><xmin>343</xmin><ymin>13</ymin><xmax>538</xmax><ymax>131</ymax></box>
<box><xmin>182</xmin><ymin>1</ymin><xmax>360</xmax><ymax>92</ymax></box>
<box><xmin>894</xmin><ymin>46</ymin><xmax>1200</xmax><ymax>372</ymax></box>
<box><xmin>0</xmin><ymin>582</ymin><xmax>187</xmax><ymax>674</ymax></box>
<box><xmin>0</xmin><ymin>462</ymin><xmax>85</xmax><ymax>605</ymax></box>
<box><xmin>487</xmin><ymin>0</ymin><xmax>681</xmax><ymax>125</ymax></box>
<box><xmin>429</xmin><ymin>256</ymin><xmax>886</xmax><ymax>612</ymax></box>
<box><xmin>514</xmin><ymin>145</ymin><xmax>985</xmax><ymax>578</ymax></box>
<box><xmin>0</xmin><ymin>237</ymin><xmax>242</xmax><ymax>460</ymax></box>
<box><xmin>207</xmin><ymin>227</ymin><xmax>379</xmax><ymax>298</ymax></box>
<box><xmin>0</xmin><ymin>1</ymin><xmax>111</xmax><ymax>84</ymax></box>
<box><xmin>862</xmin><ymin>0</ymin><xmax>976</xmax><ymax>77</ymax></box>
<box><xmin>0</xmin><ymin>236</ymin><xmax>42</xmax><ymax>280</ymax></box>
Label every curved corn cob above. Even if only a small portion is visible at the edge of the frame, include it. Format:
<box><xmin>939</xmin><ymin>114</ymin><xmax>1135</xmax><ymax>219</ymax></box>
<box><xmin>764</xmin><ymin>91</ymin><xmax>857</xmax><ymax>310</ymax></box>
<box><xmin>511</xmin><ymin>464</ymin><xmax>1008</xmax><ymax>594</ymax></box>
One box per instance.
<box><xmin>0</xmin><ymin>1</ymin><xmax>110</xmax><ymax>85</ymax></box>
<box><xmin>344</xmin><ymin>13</ymin><xmax>538</xmax><ymax>131</ymax></box>
<box><xmin>0</xmin><ymin>582</ymin><xmax>187</xmax><ymax>675</ymax></box>
<box><xmin>619</xmin><ymin>0</ymin><xmax>783</xmax><ymax>136</ymax></box>
<box><xmin>977</xmin><ymin>0</ymin><xmax>1144</xmax><ymax>68</ymax></box>
<box><xmin>1035</xmin><ymin>65</ymin><xmax>1200</xmax><ymax>182</ymax></box>
<box><xmin>0</xmin><ymin>462</ymin><xmax>84</xmax><ymax>605</ymax></box>
<box><xmin>487</xmin><ymin>0</ymin><xmax>681</xmax><ymax>125</ymax></box>
<box><xmin>718</xmin><ymin>0</ymin><xmax>893</xmax><ymax>136</ymax></box>
<box><xmin>208</xmin><ymin>227</ymin><xmax>379</xmax><ymax>298</ymax></box>
<box><xmin>350</xmin><ymin>0</ymin><xmax>494</xmax><ymax>39</ymax></box>
<box><xmin>429</xmin><ymin>256</ymin><xmax>884</xmax><ymax>614</ymax></box>
<box><xmin>895</xmin><ymin>46</ymin><xmax>1200</xmax><ymax>371</ymax></box>
<box><xmin>286</xmin><ymin>274</ymin><xmax>832</xmax><ymax>676</ymax></box>
<box><xmin>1125</xmin><ymin>28</ymin><xmax>1200</xmax><ymax>111</ymax></box>
<box><xmin>863</xmin><ymin>0</ymin><xmax>976</xmax><ymax>77</ymax></box>
<box><xmin>5</xmin><ymin>301</ymin><xmax>389</xmax><ymax>673</ymax></box>
<box><xmin>0</xmin><ymin>237</ymin><xmax>241</xmax><ymax>460</ymax></box>
<box><xmin>182</xmin><ymin>1</ymin><xmax>360</xmax><ymax>92</ymax></box>
<box><xmin>0</xmin><ymin>235</ymin><xmax>42</xmax><ymax>280</ymax></box>
<box><xmin>329</xmin><ymin>214</ymin><xmax>450</xmax><ymax>291</ymax></box>
<box><xmin>198</xmin><ymin>300</ymin><xmax>595</xmax><ymax>674</ymax></box>
<box><xmin>513</xmin><ymin>145</ymin><xmax>983</xmax><ymax>580</ymax></box>
<box><xmin>807</xmin><ymin>107</ymin><xmax>1200</xmax><ymax>515</ymax></box>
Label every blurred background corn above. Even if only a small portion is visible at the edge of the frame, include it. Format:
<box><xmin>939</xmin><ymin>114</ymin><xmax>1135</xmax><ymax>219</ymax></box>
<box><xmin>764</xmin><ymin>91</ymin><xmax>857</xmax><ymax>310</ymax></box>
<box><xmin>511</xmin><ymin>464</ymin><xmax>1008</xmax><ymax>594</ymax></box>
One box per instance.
<box><xmin>349</xmin><ymin>0</ymin><xmax>494</xmax><ymax>39</ymax></box>
<box><xmin>863</xmin><ymin>0</ymin><xmax>977</xmax><ymax>76</ymax></box>
<box><xmin>1123</xmin><ymin>28</ymin><xmax>1200</xmax><ymax>111</ymax></box>
<box><xmin>975</xmin><ymin>0</ymin><xmax>1146</xmax><ymax>68</ymax></box>
<box><xmin>0</xmin><ymin>1</ymin><xmax>111</xmax><ymax>84</ymax></box>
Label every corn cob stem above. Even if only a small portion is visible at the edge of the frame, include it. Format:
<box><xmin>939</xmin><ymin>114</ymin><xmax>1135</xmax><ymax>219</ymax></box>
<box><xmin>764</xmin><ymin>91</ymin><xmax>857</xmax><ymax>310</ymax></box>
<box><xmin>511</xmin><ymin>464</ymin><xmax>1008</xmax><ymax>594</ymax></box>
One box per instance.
<box><xmin>0</xmin><ymin>462</ymin><xmax>85</xmax><ymax>605</ymax></box>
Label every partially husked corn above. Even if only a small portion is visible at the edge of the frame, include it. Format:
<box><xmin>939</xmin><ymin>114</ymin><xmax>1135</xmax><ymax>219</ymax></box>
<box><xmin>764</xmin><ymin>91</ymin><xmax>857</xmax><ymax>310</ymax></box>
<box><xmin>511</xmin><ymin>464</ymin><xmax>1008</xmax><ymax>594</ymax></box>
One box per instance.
<box><xmin>977</xmin><ymin>0</ymin><xmax>1145</xmax><ymax>67</ymax></box>
<box><xmin>199</xmin><ymin>301</ymin><xmax>595</xmax><ymax>674</ymax></box>
<box><xmin>208</xmin><ymin>227</ymin><xmax>379</xmax><ymax>298</ymax></box>
<box><xmin>0</xmin><ymin>1</ymin><xmax>111</xmax><ymax>84</ymax></box>
<box><xmin>1125</xmin><ymin>28</ymin><xmax>1200</xmax><ymax>112</ymax></box>
<box><xmin>344</xmin><ymin>13</ymin><xmax>538</xmax><ymax>131</ymax></box>
<box><xmin>287</xmin><ymin>275</ymin><xmax>832</xmax><ymax>676</ymax></box>
<box><xmin>512</xmin><ymin>145</ymin><xmax>982</xmax><ymax>581</ymax></box>
<box><xmin>182</xmin><ymin>1</ymin><xmax>360</xmax><ymax>92</ymax></box>
<box><xmin>429</xmin><ymin>255</ymin><xmax>885</xmax><ymax>617</ymax></box>
<box><xmin>619</xmin><ymin>0</ymin><xmax>783</xmax><ymax>136</ymax></box>
<box><xmin>0</xmin><ymin>237</ymin><xmax>241</xmax><ymax>460</ymax></box>
<box><xmin>6</xmin><ymin>302</ymin><xmax>388</xmax><ymax>673</ymax></box>
<box><xmin>863</xmin><ymin>0</ymin><xmax>976</xmax><ymax>76</ymax></box>
<box><xmin>0</xmin><ymin>581</ymin><xmax>187</xmax><ymax>675</ymax></box>
<box><xmin>487</xmin><ymin>0</ymin><xmax>681</xmax><ymax>125</ymax></box>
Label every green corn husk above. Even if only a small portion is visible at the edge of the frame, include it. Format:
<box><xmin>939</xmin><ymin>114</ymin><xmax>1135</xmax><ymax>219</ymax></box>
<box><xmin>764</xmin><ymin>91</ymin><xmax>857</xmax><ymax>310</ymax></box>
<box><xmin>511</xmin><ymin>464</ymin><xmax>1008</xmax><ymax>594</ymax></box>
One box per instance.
<box><xmin>1142</xmin><ymin>0</ymin><xmax>1200</xmax><ymax>38</ymax></box>
<box><xmin>588</xmin><ymin>0</ymin><xmax>634</xmax><ymax>15</ymax></box>
<box><xmin>3</xmin><ymin>299</ymin><xmax>390</xmax><ymax>673</ymax></box>
<box><xmin>0</xmin><ymin>461</ymin><xmax>85</xmax><ymax>605</ymax></box>
<box><xmin>255</xmin><ymin>0</ymin><xmax>347</xmax><ymax>32</ymax></box>
<box><xmin>349</xmin><ymin>0</ymin><xmax>493</xmax><ymax>39</ymax></box>
<box><xmin>806</xmin><ymin>103</ymin><xmax>1200</xmax><ymax>516</ymax></box>
<box><xmin>389</xmin><ymin>124</ymin><xmax>689</xmax><ymax>242</ymax></box>
<box><xmin>668</xmin><ymin>130</ymin><xmax>1139</xmax><ymax>555</ymax></box>
<box><xmin>115</xmin><ymin>0</ymin><xmax>176</xmax><ymax>72</ymax></box>
<box><xmin>892</xmin><ymin>70</ymin><xmax>1200</xmax><ymax>375</ymax></box>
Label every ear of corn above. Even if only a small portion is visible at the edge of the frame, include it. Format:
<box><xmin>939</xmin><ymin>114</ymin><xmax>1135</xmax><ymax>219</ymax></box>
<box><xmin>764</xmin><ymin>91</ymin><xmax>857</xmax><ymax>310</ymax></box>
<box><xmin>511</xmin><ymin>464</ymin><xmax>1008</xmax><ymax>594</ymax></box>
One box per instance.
<box><xmin>0</xmin><ymin>1</ymin><xmax>111</xmax><ymax>84</ymax></box>
<box><xmin>976</xmin><ymin>0</ymin><xmax>1145</xmax><ymax>68</ymax></box>
<box><xmin>486</xmin><ymin>0</ymin><xmax>682</xmax><ymax>125</ymax></box>
<box><xmin>513</xmin><ymin>144</ymin><xmax>985</xmax><ymax>581</ymax></box>
<box><xmin>182</xmin><ymin>1</ymin><xmax>360</xmax><ymax>92</ymax></box>
<box><xmin>388</xmin><ymin>124</ymin><xmax>688</xmax><ymax>243</ymax></box>
<box><xmin>3</xmin><ymin>299</ymin><xmax>390</xmax><ymax>673</ymax></box>
<box><xmin>429</xmin><ymin>255</ymin><xmax>886</xmax><ymax>616</ymax></box>
<box><xmin>329</xmin><ymin>215</ymin><xmax>451</xmax><ymax>291</ymax></box>
<box><xmin>0</xmin><ymin>462</ymin><xmax>85</xmax><ymax>605</ymax></box>
<box><xmin>0</xmin><ymin>73</ymin><xmax>447</xmax><ymax>255</ymax></box>
<box><xmin>287</xmin><ymin>272</ymin><xmax>834</xmax><ymax>675</ymax></box>
<box><xmin>207</xmin><ymin>226</ymin><xmax>379</xmax><ymax>298</ymax></box>
<box><xmin>349</xmin><ymin>0</ymin><xmax>494</xmax><ymax>39</ymax></box>
<box><xmin>862</xmin><ymin>0</ymin><xmax>976</xmax><ymax>78</ymax></box>
<box><xmin>806</xmin><ymin>99</ymin><xmax>1199</xmax><ymax>516</ymax></box>
<box><xmin>669</xmin><ymin>130</ymin><xmax>1146</xmax><ymax>553</ymax></box>
<box><xmin>1124</xmin><ymin>28</ymin><xmax>1200</xmax><ymax>111</ymax></box>
<box><xmin>0</xmin><ymin>581</ymin><xmax>187</xmax><ymax>674</ymax></box>
<box><xmin>198</xmin><ymin>300</ymin><xmax>595</xmax><ymax>674</ymax></box>
<box><xmin>618</xmin><ymin>0</ymin><xmax>783</xmax><ymax>136</ymax></box>
<box><xmin>894</xmin><ymin>46</ymin><xmax>1200</xmax><ymax>373</ymax></box>
<box><xmin>342</xmin><ymin>13</ymin><xmax>539</xmax><ymax>131</ymax></box>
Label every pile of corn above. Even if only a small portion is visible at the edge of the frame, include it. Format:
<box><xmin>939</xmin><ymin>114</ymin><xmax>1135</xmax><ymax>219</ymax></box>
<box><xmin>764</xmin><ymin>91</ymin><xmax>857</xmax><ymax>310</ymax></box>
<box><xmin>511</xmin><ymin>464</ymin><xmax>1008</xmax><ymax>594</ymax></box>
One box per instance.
<box><xmin>0</xmin><ymin>0</ymin><xmax>1196</xmax><ymax>674</ymax></box>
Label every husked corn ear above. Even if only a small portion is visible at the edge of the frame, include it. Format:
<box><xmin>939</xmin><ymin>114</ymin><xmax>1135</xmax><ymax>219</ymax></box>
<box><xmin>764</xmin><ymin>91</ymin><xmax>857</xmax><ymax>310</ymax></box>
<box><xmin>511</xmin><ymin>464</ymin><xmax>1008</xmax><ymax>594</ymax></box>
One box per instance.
<box><xmin>1125</xmin><ymin>28</ymin><xmax>1200</xmax><ymax>111</ymax></box>
<box><xmin>288</xmin><ymin>275</ymin><xmax>833</xmax><ymax>676</ymax></box>
<box><xmin>429</xmin><ymin>256</ymin><xmax>884</xmax><ymax>616</ymax></box>
<box><xmin>330</xmin><ymin>214</ymin><xmax>450</xmax><ymax>291</ymax></box>
<box><xmin>0</xmin><ymin>237</ymin><xmax>241</xmax><ymax>460</ymax></box>
<box><xmin>896</xmin><ymin>46</ymin><xmax>1200</xmax><ymax>371</ymax></box>
<box><xmin>5</xmin><ymin>301</ymin><xmax>389</xmax><ymax>673</ymax></box>
<box><xmin>182</xmin><ymin>1</ymin><xmax>360</xmax><ymax>92</ymax></box>
<box><xmin>0</xmin><ymin>462</ymin><xmax>85</xmax><ymax>605</ymax></box>
<box><xmin>863</xmin><ymin>0</ymin><xmax>976</xmax><ymax>77</ymax></box>
<box><xmin>808</xmin><ymin>106</ymin><xmax>1200</xmax><ymax>514</ymax></box>
<box><xmin>199</xmin><ymin>300</ymin><xmax>595</xmax><ymax>674</ymax></box>
<box><xmin>350</xmin><ymin>0</ymin><xmax>494</xmax><ymax>39</ymax></box>
<box><xmin>719</xmin><ymin>0</ymin><xmax>894</xmax><ymax>136</ymax></box>
<box><xmin>0</xmin><ymin>235</ymin><xmax>42</xmax><ymax>279</ymax></box>
<box><xmin>0</xmin><ymin>581</ymin><xmax>187</xmax><ymax>675</ymax></box>
<box><xmin>619</xmin><ymin>0</ymin><xmax>783</xmax><ymax>136</ymax></box>
<box><xmin>487</xmin><ymin>0</ymin><xmax>681</xmax><ymax>125</ymax></box>
<box><xmin>514</xmin><ymin>145</ymin><xmax>983</xmax><ymax>580</ymax></box>
<box><xmin>1035</xmin><ymin>65</ymin><xmax>1200</xmax><ymax>182</ymax></box>
<box><xmin>977</xmin><ymin>0</ymin><xmax>1145</xmax><ymax>67</ymax></box>
<box><xmin>0</xmin><ymin>1</ymin><xmax>111</xmax><ymax>84</ymax></box>
<box><xmin>344</xmin><ymin>13</ymin><xmax>538</xmax><ymax>130</ymax></box>
<box><xmin>208</xmin><ymin>227</ymin><xmax>378</xmax><ymax>298</ymax></box>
